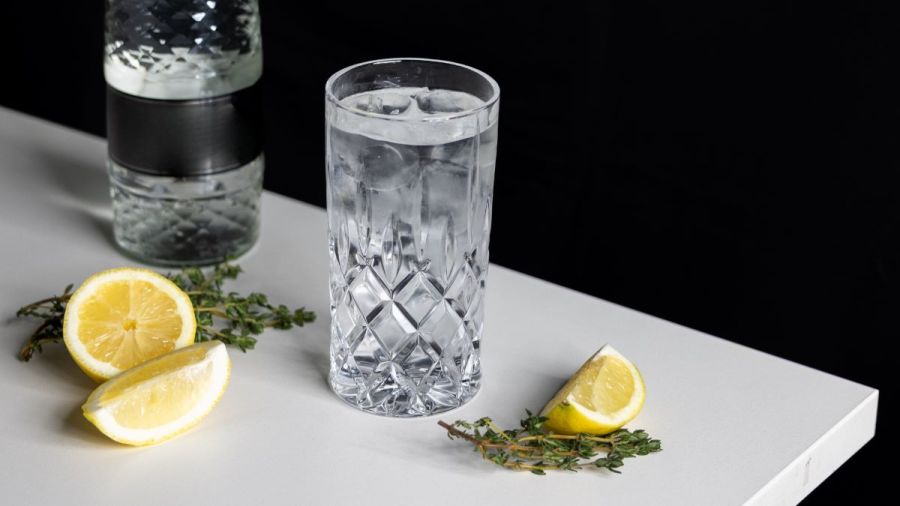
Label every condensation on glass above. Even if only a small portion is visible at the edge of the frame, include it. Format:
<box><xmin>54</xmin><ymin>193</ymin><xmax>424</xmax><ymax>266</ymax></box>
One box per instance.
<box><xmin>326</xmin><ymin>58</ymin><xmax>500</xmax><ymax>417</ymax></box>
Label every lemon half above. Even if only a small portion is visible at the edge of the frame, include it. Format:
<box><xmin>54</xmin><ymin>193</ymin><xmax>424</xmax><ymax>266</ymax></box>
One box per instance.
<box><xmin>83</xmin><ymin>340</ymin><xmax>231</xmax><ymax>446</ymax></box>
<box><xmin>540</xmin><ymin>345</ymin><xmax>646</xmax><ymax>435</ymax></box>
<box><xmin>63</xmin><ymin>267</ymin><xmax>196</xmax><ymax>381</ymax></box>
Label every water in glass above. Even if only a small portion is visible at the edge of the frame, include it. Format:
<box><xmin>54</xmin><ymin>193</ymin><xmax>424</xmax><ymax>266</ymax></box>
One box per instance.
<box><xmin>328</xmin><ymin>85</ymin><xmax>498</xmax><ymax>416</ymax></box>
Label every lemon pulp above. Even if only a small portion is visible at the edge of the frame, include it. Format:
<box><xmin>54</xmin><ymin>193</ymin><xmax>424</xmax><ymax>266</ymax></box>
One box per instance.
<box><xmin>83</xmin><ymin>340</ymin><xmax>231</xmax><ymax>446</ymax></box>
<box><xmin>63</xmin><ymin>268</ymin><xmax>196</xmax><ymax>381</ymax></box>
<box><xmin>540</xmin><ymin>345</ymin><xmax>646</xmax><ymax>435</ymax></box>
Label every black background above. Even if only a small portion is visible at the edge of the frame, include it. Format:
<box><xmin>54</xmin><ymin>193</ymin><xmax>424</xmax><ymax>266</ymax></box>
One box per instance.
<box><xmin>1</xmin><ymin>2</ymin><xmax>896</xmax><ymax>503</ymax></box>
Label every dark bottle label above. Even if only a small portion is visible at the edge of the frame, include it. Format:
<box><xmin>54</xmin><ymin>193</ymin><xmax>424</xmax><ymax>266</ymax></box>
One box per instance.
<box><xmin>106</xmin><ymin>82</ymin><xmax>263</xmax><ymax>176</ymax></box>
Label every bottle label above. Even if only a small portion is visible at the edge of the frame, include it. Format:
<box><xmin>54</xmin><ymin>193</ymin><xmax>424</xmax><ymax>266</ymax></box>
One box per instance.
<box><xmin>107</xmin><ymin>82</ymin><xmax>263</xmax><ymax>176</ymax></box>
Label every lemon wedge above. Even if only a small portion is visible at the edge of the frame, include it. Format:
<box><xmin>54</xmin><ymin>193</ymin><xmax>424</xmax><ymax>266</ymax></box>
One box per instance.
<box><xmin>82</xmin><ymin>340</ymin><xmax>231</xmax><ymax>446</ymax></box>
<box><xmin>63</xmin><ymin>267</ymin><xmax>196</xmax><ymax>381</ymax></box>
<box><xmin>540</xmin><ymin>345</ymin><xmax>646</xmax><ymax>435</ymax></box>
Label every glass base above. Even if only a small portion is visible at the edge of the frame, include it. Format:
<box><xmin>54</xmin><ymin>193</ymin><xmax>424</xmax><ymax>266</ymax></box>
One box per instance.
<box><xmin>109</xmin><ymin>156</ymin><xmax>263</xmax><ymax>266</ymax></box>
<box><xmin>329</xmin><ymin>369</ymin><xmax>481</xmax><ymax>418</ymax></box>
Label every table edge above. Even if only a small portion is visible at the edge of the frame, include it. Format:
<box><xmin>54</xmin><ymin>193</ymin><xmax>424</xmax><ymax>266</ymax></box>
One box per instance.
<box><xmin>745</xmin><ymin>389</ymin><xmax>879</xmax><ymax>505</ymax></box>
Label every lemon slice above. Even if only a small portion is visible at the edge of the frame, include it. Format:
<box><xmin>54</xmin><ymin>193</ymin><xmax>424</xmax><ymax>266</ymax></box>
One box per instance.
<box><xmin>63</xmin><ymin>267</ymin><xmax>196</xmax><ymax>381</ymax></box>
<box><xmin>82</xmin><ymin>340</ymin><xmax>231</xmax><ymax>446</ymax></box>
<box><xmin>540</xmin><ymin>345</ymin><xmax>646</xmax><ymax>435</ymax></box>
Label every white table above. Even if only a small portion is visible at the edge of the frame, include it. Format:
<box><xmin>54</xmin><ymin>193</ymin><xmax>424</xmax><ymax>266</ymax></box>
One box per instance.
<box><xmin>0</xmin><ymin>106</ymin><xmax>878</xmax><ymax>505</ymax></box>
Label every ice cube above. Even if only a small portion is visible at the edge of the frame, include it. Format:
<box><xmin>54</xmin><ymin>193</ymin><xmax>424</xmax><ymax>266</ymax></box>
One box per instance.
<box><xmin>355</xmin><ymin>95</ymin><xmax>383</xmax><ymax>113</ymax></box>
<box><xmin>421</xmin><ymin>159</ymin><xmax>469</xmax><ymax>220</ymax></box>
<box><xmin>358</xmin><ymin>143</ymin><xmax>419</xmax><ymax>190</ymax></box>
<box><xmin>353</xmin><ymin>92</ymin><xmax>411</xmax><ymax>115</ymax></box>
<box><xmin>415</xmin><ymin>89</ymin><xmax>483</xmax><ymax>114</ymax></box>
<box><xmin>379</xmin><ymin>93</ymin><xmax>411</xmax><ymax>115</ymax></box>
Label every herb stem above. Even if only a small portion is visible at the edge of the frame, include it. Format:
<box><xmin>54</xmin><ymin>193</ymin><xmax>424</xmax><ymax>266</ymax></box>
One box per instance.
<box><xmin>438</xmin><ymin>420</ymin><xmax>480</xmax><ymax>444</ymax></box>
<box><xmin>15</xmin><ymin>261</ymin><xmax>315</xmax><ymax>361</ymax></box>
<box><xmin>440</xmin><ymin>413</ymin><xmax>661</xmax><ymax>474</ymax></box>
<box><xmin>184</xmin><ymin>290</ymin><xmax>218</xmax><ymax>296</ymax></box>
<box><xmin>518</xmin><ymin>434</ymin><xmax>614</xmax><ymax>444</ymax></box>
<box><xmin>195</xmin><ymin>307</ymin><xmax>229</xmax><ymax>318</ymax></box>
<box><xmin>16</xmin><ymin>294</ymin><xmax>71</xmax><ymax>316</ymax></box>
<box><xmin>18</xmin><ymin>319</ymin><xmax>56</xmax><ymax>361</ymax></box>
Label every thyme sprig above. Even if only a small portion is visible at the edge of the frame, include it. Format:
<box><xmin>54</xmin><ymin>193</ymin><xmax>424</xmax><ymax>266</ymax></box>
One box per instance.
<box><xmin>15</xmin><ymin>284</ymin><xmax>74</xmax><ymax>360</ymax></box>
<box><xmin>16</xmin><ymin>262</ymin><xmax>315</xmax><ymax>361</ymax></box>
<box><xmin>439</xmin><ymin>411</ymin><xmax>661</xmax><ymax>475</ymax></box>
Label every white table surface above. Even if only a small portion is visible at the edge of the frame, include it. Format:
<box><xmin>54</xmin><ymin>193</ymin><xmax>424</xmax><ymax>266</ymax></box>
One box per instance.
<box><xmin>0</xmin><ymin>106</ymin><xmax>878</xmax><ymax>505</ymax></box>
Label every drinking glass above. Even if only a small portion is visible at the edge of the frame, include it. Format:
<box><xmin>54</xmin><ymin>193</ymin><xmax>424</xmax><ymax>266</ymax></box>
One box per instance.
<box><xmin>325</xmin><ymin>58</ymin><xmax>500</xmax><ymax>417</ymax></box>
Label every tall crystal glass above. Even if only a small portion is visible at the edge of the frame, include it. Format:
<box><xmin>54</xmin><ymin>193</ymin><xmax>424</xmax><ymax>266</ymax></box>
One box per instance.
<box><xmin>326</xmin><ymin>59</ymin><xmax>500</xmax><ymax>417</ymax></box>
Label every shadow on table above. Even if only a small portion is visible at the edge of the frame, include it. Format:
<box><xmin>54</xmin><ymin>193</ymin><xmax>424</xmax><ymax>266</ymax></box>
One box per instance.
<box><xmin>296</xmin><ymin>323</ymin><xmax>331</xmax><ymax>391</ymax></box>
<box><xmin>19</xmin><ymin>344</ymin><xmax>96</xmax><ymax>391</ymax></box>
<box><xmin>64</xmin><ymin>204</ymin><xmax>118</xmax><ymax>252</ymax></box>
<box><xmin>37</xmin><ymin>147</ymin><xmax>109</xmax><ymax>208</ymax></box>
<box><xmin>15</xmin><ymin>346</ymin><xmax>121</xmax><ymax>447</ymax></box>
<box><xmin>32</xmin><ymin>146</ymin><xmax>118</xmax><ymax>251</ymax></box>
<box><xmin>62</xmin><ymin>404</ymin><xmax>122</xmax><ymax>448</ymax></box>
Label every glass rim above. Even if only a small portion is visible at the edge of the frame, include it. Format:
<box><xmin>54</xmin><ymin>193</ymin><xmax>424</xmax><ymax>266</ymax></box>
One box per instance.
<box><xmin>325</xmin><ymin>57</ymin><xmax>500</xmax><ymax>122</ymax></box>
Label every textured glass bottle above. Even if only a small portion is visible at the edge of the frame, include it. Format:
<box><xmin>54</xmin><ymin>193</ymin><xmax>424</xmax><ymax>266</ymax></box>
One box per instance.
<box><xmin>104</xmin><ymin>0</ymin><xmax>264</xmax><ymax>266</ymax></box>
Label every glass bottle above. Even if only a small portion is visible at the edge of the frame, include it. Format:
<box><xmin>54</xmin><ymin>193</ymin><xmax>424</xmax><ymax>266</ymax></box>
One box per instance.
<box><xmin>104</xmin><ymin>0</ymin><xmax>264</xmax><ymax>266</ymax></box>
